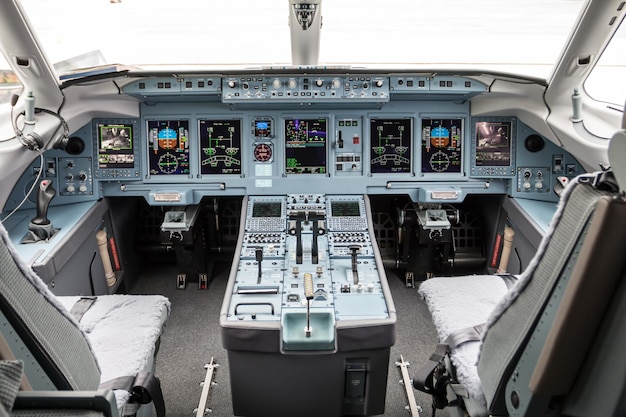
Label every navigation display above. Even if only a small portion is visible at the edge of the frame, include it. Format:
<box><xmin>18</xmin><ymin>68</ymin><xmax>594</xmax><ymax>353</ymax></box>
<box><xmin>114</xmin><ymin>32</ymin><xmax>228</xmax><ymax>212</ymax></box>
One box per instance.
<box><xmin>475</xmin><ymin>121</ymin><xmax>512</xmax><ymax>167</ymax></box>
<box><xmin>97</xmin><ymin>123</ymin><xmax>134</xmax><ymax>169</ymax></box>
<box><xmin>199</xmin><ymin>119</ymin><xmax>241</xmax><ymax>175</ymax></box>
<box><xmin>421</xmin><ymin>118</ymin><xmax>463</xmax><ymax>173</ymax></box>
<box><xmin>284</xmin><ymin>118</ymin><xmax>327</xmax><ymax>174</ymax></box>
<box><xmin>370</xmin><ymin>118</ymin><xmax>412</xmax><ymax>174</ymax></box>
<box><xmin>147</xmin><ymin>119</ymin><xmax>190</xmax><ymax>175</ymax></box>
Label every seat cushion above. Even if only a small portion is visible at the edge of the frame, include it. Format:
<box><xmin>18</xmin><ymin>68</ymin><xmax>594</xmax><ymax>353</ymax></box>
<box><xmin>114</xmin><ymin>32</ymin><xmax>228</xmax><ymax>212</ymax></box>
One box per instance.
<box><xmin>57</xmin><ymin>295</ymin><xmax>170</xmax><ymax>410</ymax></box>
<box><xmin>418</xmin><ymin>275</ymin><xmax>509</xmax><ymax>415</ymax></box>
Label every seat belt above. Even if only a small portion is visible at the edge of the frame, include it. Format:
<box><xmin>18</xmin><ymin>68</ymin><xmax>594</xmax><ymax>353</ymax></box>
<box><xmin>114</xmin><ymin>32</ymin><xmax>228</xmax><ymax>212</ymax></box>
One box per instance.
<box><xmin>69</xmin><ymin>296</ymin><xmax>97</xmax><ymax>322</ymax></box>
<box><xmin>442</xmin><ymin>323</ymin><xmax>486</xmax><ymax>348</ymax></box>
<box><xmin>415</xmin><ymin>276</ymin><xmax>510</xmax><ymax>396</ymax></box>
<box><xmin>413</xmin><ymin>343</ymin><xmax>449</xmax><ymax>395</ymax></box>
<box><xmin>99</xmin><ymin>371</ymin><xmax>166</xmax><ymax>417</ymax></box>
<box><xmin>413</xmin><ymin>322</ymin><xmax>487</xmax><ymax>409</ymax></box>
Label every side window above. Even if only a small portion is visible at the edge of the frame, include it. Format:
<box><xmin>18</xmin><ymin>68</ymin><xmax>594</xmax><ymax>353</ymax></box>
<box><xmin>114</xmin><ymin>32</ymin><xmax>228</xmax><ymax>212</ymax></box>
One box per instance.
<box><xmin>584</xmin><ymin>17</ymin><xmax>626</xmax><ymax>108</ymax></box>
<box><xmin>1</xmin><ymin>54</ymin><xmax>22</xmax><ymax>107</ymax></box>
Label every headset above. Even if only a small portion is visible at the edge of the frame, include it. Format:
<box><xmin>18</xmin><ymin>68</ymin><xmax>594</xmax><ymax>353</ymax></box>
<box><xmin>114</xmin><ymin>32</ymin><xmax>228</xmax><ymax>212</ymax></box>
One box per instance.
<box><xmin>10</xmin><ymin>91</ymin><xmax>69</xmax><ymax>152</ymax></box>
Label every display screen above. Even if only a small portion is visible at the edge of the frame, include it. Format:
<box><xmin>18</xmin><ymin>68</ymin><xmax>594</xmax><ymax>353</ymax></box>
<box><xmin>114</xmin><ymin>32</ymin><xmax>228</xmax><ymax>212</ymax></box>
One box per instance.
<box><xmin>252</xmin><ymin>202</ymin><xmax>282</xmax><ymax>218</ymax></box>
<box><xmin>253</xmin><ymin>118</ymin><xmax>273</xmax><ymax>138</ymax></box>
<box><xmin>475</xmin><ymin>121</ymin><xmax>512</xmax><ymax>167</ymax></box>
<box><xmin>147</xmin><ymin>120</ymin><xmax>190</xmax><ymax>175</ymax></box>
<box><xmin>285</xmin><ymin>118</ymin><xmax>327</xmax><ymax>174</ymax></box>
<box><xmin>331</xmin><ymin>201</ymin><xmax>361</xmax><ymax>217</ymax></box>
<box><xmin>97</xmin><ymin>123</ymin><xmax>134</xmax><ymax>169</ymax></box>
<box><xmin>199</xmin><ymin>119</ymin><xmax>241</xmax><ymax>175</ymax></box>
<box><xmin>421</xmin><ymin>118</ymin><xmax>463</xmax><ymax>173</ymax></box>
<box><xmin>370</xmin><ymin>118</ymin><xmax>412</xmax><ymax>173</ymax></box>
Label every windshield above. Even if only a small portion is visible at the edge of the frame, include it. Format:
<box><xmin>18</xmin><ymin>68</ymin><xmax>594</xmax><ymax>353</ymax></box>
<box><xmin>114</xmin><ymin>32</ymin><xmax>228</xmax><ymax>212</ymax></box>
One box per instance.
<box><xmin>19</xmin><ymin>0</ymin><xmax>586</xmax><ymax>79</ymax></box>
<box><xmin>585</xmin><ymin>14</ymin><xmax>626</xmax><ymax>106</ymax></box>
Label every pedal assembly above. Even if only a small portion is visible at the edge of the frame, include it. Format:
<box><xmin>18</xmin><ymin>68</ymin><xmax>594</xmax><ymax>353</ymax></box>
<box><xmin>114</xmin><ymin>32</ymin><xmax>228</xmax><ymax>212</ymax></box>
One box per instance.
<box><xmin>160</xmin><ymin>206</ymin><xmax>211</xmax><ymax>290</ymax></box>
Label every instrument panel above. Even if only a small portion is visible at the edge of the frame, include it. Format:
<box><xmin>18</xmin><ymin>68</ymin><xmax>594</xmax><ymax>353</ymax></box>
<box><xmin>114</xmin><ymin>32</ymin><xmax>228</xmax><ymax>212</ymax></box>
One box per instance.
<box><xmin>106</xmin><ymin>109</ymin><xmax>513</xmax><ymax>181</ymax></box>
<box><xmin>108</xmin><ymin>74</ymin><xmax>499</xmax><ymax>192</ymax></box>
<box><xmin>89</xmin><ymin>103</ymin><xmax>529</xmax><ymax>204</ymax></box>
<box><xmin>4</xmin><ymin>74</ymin><xmax>583</xmax><ymax>213</ymax></box>
<box><xmin>96</xmin><ymin>112</ymin><xmax>487</xmax><ymax>181</ymax></box>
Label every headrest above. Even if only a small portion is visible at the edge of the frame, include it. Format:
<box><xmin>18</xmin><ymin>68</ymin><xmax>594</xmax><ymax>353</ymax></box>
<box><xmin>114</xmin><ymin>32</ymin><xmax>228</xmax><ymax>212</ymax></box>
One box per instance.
<box><xmin>608</xmin><ymin>99</ymin><xmax>626</xmax><ymax>193</ymax></box>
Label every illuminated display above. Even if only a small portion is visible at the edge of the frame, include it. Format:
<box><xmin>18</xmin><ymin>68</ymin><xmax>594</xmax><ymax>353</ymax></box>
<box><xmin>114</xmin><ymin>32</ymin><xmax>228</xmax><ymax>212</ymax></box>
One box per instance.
<box><xmin>252</xmin><ymin>202</ymin><xmax>282</xmax><ymax>217</ymax></box>
<box><xmin>284</xmin><ymin>118</ymin><xmax>327</xmax><ymax>174</ymax></box>
<box><xmin>475</xmin><ymin>121</ymin><xmax>512</xmax><ymax>167</ymax></box>
<box><xmin>199</xmin><ymin>119</ymin><xmax>241</xmax><ymax>175</ymax></box>
<box><xmin>421</xmin><ymin>118</ymin><xmax>463</xmax><ymax>173</ymax></box>
<box><xmin>253</xmin><ymin>143</ymin><xmax>273</xmax><ymax>162</ymax></box>
<box><xmin>253</xmin><ymin>118</ymin><xmax>274</xmax><ymax>138</ymax></box>
<box><xmin>147</xmin><ymin>120</ymin><xmax>190</xmax><ymax>175</ymax></box>
<box><xmin>97</xmin><ymin>123</ymin><xmax>134</xmax><ymax>169</ymax></box>
<box><xmin>370</xmin><ymin>118</ymin><xmax>412</xmax><ymax>173</ymax></box>
<box><xmin>331</xmin><ymin>201</ymin><xmax>361</xmax><ymax>217</ymax></box>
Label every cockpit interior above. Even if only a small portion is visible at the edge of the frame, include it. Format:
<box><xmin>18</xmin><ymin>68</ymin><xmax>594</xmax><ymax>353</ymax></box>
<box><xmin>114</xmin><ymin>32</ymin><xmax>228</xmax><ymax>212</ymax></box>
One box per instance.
<box><xmin>0</xmin><ymin>0</ymin><xmax>625</xmax><ymax>416</ymax></box>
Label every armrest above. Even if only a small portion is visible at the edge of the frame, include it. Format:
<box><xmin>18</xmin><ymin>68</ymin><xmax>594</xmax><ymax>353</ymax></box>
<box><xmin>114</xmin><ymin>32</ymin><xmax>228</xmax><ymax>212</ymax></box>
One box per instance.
<box><xmin>13</xmin><ymin>390</ymin><xmax>119</xmax><ymax>417</ymax></box>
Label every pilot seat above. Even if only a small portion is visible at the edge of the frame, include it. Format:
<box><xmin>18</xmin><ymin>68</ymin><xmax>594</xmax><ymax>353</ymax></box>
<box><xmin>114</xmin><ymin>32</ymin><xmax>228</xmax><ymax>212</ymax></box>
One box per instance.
<box><xmin>0</xmin><ymin>220</ymin><xmax>170</xmax><ymax>417</ymax></box>
<box><xmin>413</xmin><ymin>110</ymin><xmax>626</xmax><ymax>417</ymax></box>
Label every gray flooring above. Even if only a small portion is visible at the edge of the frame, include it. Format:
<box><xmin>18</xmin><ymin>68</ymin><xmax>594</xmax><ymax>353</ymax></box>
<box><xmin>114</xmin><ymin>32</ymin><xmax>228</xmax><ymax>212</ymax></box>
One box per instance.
<box><xmin>133</xmin><ymin>258</ymin><xmax>448</xmax><ymax>417</ymax></box>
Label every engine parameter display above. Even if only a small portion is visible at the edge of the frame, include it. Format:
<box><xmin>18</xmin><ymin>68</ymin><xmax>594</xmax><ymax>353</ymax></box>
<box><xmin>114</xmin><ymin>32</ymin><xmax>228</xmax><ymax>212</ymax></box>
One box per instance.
<box><xmin>370</xmin><ymin>118</ymin><xmax>412</xmax><ymax>174</ymax></box>
<box><xmin>285</xmin><ymin>118</ymin><xmax>327</xmax><ymax>174</ymax></box>
<box><xmin>199</xmin><ymin>119</ymin><xmax>241</xmax><ymax>175</ymax></box>
<box><xmin>421</xmin><ymin>118</ymin><xmax>463</xmax><ymax>173</ymax></box>
<box><xmin>147</xmin><ymin>119</ymin><xmax>190</xmax><ymax>175</ymax></box>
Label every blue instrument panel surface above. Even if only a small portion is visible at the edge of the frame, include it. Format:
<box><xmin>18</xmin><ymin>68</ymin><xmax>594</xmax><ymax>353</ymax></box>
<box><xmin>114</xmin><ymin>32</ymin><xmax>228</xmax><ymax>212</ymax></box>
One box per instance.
<box><xmin>84</xmin><ymin>100</ymin><xmax>581</xmax><ymax>205</ymax></box>
<box><xmin>5</xmin><ymin>75</ymin><xmax>585</xmax><ymax>213</ymax></box>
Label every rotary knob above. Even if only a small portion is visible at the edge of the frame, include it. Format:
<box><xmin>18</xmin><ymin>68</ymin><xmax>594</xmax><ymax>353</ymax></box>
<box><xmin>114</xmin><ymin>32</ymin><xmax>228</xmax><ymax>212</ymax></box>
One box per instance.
<box><xmin>315</xmin><ymin>79</ymin><xmax>324</xmax><ymax>87</ymax></box>
<box><xmin>288</xmin><ymin>78</ymin><xmax>297</xmax><ymax>89</ymax></box>
<box><xmin>272</xmin><ymin>79</ymin><xmax>282</xmax><ymax>89</ymax></box>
